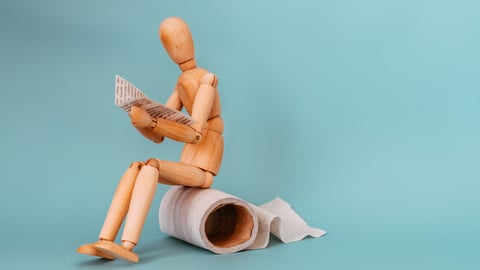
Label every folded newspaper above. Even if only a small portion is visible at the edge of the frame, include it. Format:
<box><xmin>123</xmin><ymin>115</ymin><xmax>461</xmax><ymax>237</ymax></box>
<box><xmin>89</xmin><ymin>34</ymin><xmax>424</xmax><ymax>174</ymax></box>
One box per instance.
<box><xmin>114</xmin><ymin>75</ymin><xmax>195</xmax><ymax>126</ymax></box>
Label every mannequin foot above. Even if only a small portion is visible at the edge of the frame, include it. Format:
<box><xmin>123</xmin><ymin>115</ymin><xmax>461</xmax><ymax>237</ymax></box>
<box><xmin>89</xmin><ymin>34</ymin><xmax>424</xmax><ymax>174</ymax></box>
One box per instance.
<box><xmin>93</xmin><ymin>240</ymin><xmax>139</xmax><ymax>263</ymax></box>
<box><xmin>77</xmin><ymin>242</ymin><xmax>115</xmax><ymax>260</ymax></box>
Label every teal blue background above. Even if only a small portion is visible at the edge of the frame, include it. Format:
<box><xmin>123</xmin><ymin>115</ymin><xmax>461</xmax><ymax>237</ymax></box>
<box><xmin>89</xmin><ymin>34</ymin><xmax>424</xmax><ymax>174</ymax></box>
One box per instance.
<box><xmin>1</xmin><ymin>0</ymin><xmax>479</xmax><ymax>269</ymax></box>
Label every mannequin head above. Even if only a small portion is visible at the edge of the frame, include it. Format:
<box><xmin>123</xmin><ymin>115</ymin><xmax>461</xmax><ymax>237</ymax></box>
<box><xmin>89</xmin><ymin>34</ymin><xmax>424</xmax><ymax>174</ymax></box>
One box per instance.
<box><xmin>159</xmin><ymin>17</ymin><xmax>196</xmax><ymax>71</ymax></box>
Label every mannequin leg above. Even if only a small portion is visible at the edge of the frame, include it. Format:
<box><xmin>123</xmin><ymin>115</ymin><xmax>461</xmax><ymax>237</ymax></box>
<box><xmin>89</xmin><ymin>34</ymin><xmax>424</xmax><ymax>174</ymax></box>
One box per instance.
<box><xmin>155</xmin><ymin>159</ymin><xmax>213</xmax><ymax>188</ymax></box>
<box><xmin>77</xmin><ymin>162</ymin><xmax>143</xmax><ymax>259</ymax></box>
<box><xmin>99</xmin><ymin>162</ymin><xmax>143</xmax><ymax>240</ymax></box>
<box><xmin>94</xmin><ymin>160</ymin><xmax>159</xmax><ymax>263</ymax></box>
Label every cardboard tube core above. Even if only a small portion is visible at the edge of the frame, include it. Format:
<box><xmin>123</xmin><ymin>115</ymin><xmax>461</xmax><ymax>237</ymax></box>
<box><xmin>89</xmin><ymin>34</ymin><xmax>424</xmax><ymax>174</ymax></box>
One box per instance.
<box><xmin>204</xmin><ymin>204</ymin><xmax>254</xmax><ymax>248</ymax></box>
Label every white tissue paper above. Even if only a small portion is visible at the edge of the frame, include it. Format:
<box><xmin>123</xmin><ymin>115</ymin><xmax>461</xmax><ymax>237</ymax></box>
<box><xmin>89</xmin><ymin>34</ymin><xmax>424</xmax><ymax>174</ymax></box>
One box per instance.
<box><xmin>159</xmin><ymin>187</ymin><xmax>326</xmax><ymax>254</ymax></box>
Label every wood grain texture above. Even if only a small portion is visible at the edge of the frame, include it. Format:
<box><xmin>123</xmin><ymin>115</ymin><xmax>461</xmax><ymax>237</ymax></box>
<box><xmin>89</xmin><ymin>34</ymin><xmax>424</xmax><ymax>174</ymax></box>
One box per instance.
<box><xmin>99</xmin><ymin>162</ymin><xmax>142</xmax><ymax>241</ymax></box>
<box><xmin>151</xmin><ymin>118</ymin><xmax>201</xmax><ymax>143</ymax></box>
<box><xmin>77</xmin><ymin>242</ymin><xmax>115</xmax><ymax>260</ymax></box>
<box><xmin>155</xmin><ymin>159</ymin><xmax>208</xmax><ymax>187</ymax></box>
<box><xmin>121</xmin><ymin>164</ymin><xmax>159</xmax><ymax>245</ymax></box>
<box><xmin>181</xmin><ymin>128</ymin><xmax>224</xmax><ymax>175</ymax></box>
<box><xmin>94</xmin><ymin>241</ymin><xmax>139</xmax><ymax>263</ymax></box>
<box><xmin>159</xmin><ymin>17</ymin><xmax>195</xmax><ymax>70</ymax></box>
<box><xmin>191</xmin><ymin>73</ymin><xmax>217</xmax><ymax>133</ymax></box>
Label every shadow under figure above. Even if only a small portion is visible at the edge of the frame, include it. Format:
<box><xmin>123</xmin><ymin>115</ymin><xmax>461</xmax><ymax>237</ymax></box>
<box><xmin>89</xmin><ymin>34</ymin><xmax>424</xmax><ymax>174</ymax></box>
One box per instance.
<box><xmin>77</xmin><ymin>17</ymin><xmax>223</xmax><ymax>263</ymax></box>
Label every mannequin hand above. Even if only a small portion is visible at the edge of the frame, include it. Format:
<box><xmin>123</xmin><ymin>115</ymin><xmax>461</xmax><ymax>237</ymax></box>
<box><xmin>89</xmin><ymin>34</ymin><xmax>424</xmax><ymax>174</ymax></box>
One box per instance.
<box><xmin>130</xmin><ymin>106</ymin><xmax>154</xmax><ymax>128</ymax></box>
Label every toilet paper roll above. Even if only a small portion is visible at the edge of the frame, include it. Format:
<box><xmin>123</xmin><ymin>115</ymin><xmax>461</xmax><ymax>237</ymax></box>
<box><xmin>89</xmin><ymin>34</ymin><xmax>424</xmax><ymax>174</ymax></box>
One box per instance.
<box><xmin>159</xmin><ymin>186</ymin><xmax>326</xmax><ymax>254</ymax></box>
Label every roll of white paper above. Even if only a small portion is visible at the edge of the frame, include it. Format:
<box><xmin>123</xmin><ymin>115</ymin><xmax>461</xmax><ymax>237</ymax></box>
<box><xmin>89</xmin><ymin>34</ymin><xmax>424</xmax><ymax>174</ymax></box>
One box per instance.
<box><xmin>159</xmin><ymin>186</ymin><xmax>326</xmax><ymax>254</ymax></box>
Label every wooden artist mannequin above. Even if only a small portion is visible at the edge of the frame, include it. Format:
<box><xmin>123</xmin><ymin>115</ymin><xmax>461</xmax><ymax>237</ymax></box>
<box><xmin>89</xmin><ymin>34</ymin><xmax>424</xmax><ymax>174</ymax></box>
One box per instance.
<box><xmin>77</xmin><ymin>17</ymin><xmax>223</xmax><ymax>263</ymax></box>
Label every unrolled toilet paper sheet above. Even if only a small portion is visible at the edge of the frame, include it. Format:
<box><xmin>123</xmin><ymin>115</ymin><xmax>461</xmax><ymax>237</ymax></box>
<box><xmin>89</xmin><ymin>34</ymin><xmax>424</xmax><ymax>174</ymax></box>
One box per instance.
<box><xmin>247</xmin><ymin>197</ymin><xmax>326</xmax><ymax>249</ymax></box>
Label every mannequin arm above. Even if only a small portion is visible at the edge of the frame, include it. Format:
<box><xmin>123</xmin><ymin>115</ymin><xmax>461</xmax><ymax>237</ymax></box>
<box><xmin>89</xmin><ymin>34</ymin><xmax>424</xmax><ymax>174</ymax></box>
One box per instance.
<box><xmin>165</xmin><ymin>89</ymin><xmax>182</xmax><ymax>111</ymax></box>
<box><xmin>190</xmin><ymin>73</ymin><xmax>217</xmax><ymax>133</ymax></box>
<box><xmin>130</xmin><ymin>89</ymin><xmax>195</xmax><ymax>144</ymax></box>
<box><xmin>130</xmin><ymin>106</ymin><xmax>200</xmax><ymax>143</ymax></box>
